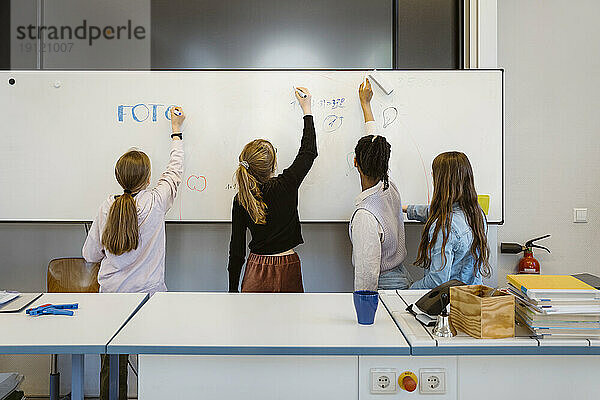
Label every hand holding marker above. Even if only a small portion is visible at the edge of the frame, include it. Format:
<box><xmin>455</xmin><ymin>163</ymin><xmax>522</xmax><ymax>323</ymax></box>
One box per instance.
<box><xmin>170</xmin><ymin>106</ymin><xmax>185</xmax><ymax>138</ymax></box>
<box><xmin>294</xmin><ymin>86</ymin><xmax>312</xmax><ymax>116</ymax></box>
<box><xmin>294</xmin><ymin>86</ymin><xmax>307</xmax><ymax>98</ymax></box>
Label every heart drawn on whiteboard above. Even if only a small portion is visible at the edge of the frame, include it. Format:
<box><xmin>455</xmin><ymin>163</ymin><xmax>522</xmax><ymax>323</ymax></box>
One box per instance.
<box><xmin>187</xmin><ymin>175</ymin><xmax>207</xmax><ymax>192</ymax></box>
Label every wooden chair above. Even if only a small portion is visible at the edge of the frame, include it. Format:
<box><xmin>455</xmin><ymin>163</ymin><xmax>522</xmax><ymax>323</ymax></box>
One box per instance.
<box><xmin>47</xmin><ymin>257</ymin><xmax>100</xmax><ymax>293</ymax></box>
<box><xmin>47</xmin><ymin>257</ymin><xmax>100</xmax><ymax>400</ymax></box>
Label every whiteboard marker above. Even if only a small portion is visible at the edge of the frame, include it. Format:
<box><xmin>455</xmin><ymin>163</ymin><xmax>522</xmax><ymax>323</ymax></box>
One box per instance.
<box><xmin>294</xmin><ymin>86</ymin><xmax>307</xmax><ymax>98</ymax></box>
<box><xmin>172</xmin><ymin>108</ymin><xmax>182</xmax><ymax>116</ymax></box>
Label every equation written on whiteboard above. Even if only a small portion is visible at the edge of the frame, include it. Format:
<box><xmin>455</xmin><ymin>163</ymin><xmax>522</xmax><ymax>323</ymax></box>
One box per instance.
<box><xmin>116</xmin><ymin>103</ymin><xmax>178</xmax><ymax>123</ymax></box>
<box><xmin>290</xmin><ymin>97</ymin><xmax>346</xmax><ymax>110</ymax></box>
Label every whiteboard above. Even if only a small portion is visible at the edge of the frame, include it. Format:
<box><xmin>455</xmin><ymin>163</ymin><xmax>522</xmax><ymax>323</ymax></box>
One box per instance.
<box><xmin>0</xmin><ymin>70</ymin><xmax>503</xmax><ymax>222</ymax></box>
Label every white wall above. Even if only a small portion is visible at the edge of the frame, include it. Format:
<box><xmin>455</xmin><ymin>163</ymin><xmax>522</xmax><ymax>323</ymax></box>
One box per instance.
<box><xmin>496</xmin><ymin>0</ymin><xmax>600</xmax><ymax>279</ymax></box>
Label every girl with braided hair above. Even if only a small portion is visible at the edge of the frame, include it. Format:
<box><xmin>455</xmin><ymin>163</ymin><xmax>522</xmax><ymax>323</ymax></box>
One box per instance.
<box><xmin>349</xmin><ymin>79</ymin><xmax>411</xmax><ymax>291</ymax></box>
<box><xmin>227</xmin><ymin>87</ymin><xmax>317</xmax><ymax>293</ymax></box>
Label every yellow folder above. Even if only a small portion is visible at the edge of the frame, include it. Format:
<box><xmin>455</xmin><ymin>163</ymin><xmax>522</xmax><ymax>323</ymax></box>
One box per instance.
<box><xmin>508</xmin><ymin>274</ymin><xmax>597</xmax><ymax>293</ymax></box>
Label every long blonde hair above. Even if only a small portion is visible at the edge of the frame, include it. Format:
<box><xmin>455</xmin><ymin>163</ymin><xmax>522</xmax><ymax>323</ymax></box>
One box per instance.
<box><xmin>235</xmin><ymin>139</ymin><xmax>276</xmax><ymax>224</ymax></box>
<box><xmin>102</xmin><ymin>150</ymin><xmax>151</xmax><ymax>255</ymax></box>
<box><xmin>415</xmin><ymin>152</ymin><xmax>490</xmax><ymax>278</ymax></box>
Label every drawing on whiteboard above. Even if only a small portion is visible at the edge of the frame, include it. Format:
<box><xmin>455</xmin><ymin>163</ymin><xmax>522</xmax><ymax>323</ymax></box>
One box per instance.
<box><xmin>225</xmin><ymin>183</ymin><xmax>238</xmax><ymax>191</ymax></box>
<box><xmin>345</xmin><ymin>151</ymin><xmax>355</xmax><ymax>177</ymax></box>
<box><xmin>382</xmin><ymin>106</ymin><xmax>398</xmax><ymax>128</ymax></box>
<box><xmin>323</xmin><ymin>115</ymin><xmax>343</xmax><ymax>133</ymax></box>
<box><xmin>187</xmin><ymin>175</ymin><xmax>207</xmax><ymax>192</ymax></box>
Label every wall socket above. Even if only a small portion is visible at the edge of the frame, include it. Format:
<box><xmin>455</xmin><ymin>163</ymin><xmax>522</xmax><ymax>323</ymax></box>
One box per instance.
<box><xmin>419</xmin><ymin>368</ymin><xmax>446</xmax><ymax>394</ymax></box>
<box><xmin>574</xmin><ymin>208</ymin><xmax>588</xmax><ymax>223</ymax></box>
<box><xmin>370</xmin><ymin>368</ymin><xmax>397</xmax><ymax>394</ymax></box>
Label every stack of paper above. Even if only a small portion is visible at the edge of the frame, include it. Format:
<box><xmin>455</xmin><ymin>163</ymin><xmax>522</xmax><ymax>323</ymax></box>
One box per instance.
<box><xmin>507</xmin><ymin>274</ymin><xmax>600</xmax><ymax>338</ymax></box>
<box><xmin>0</xmin><ymin>291</ymin><xmax>20</xmax><ymax>306</ymax></box>
<box><xmin>0</xmin><ymin>373</ymin><xmax>25</xmax><ymax>400</ymax></box>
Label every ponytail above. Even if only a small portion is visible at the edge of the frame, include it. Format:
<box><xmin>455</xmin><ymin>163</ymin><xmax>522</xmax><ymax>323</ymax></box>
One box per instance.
<box><xmin>236</xmin><ymin>165</ymin><xmax>268</xmax><ymax>224</ymax></box>
<box><xmin>102</xmin><ymin>193</ymin><xmax>140</xmax><ymax>255</ymax></box>
<box><xmin>101</xmin><ymin>150</ymin><xmax>151</xmax><ymax>255</ymax></box>
<box><xmin>235</xmin><ymin>139</ymin><xmax>277</xmax><ymax>225</ymax></box>
<box><xmin>354</xmin><ymin>135</ymin><xmax>391</xmax><ymax>189</ymax></box>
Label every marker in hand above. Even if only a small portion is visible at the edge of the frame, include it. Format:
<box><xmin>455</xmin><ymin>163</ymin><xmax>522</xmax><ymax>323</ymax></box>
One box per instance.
<box><xmin>172</xmin><ymin>107</ymin><xmax>182</xmax><ymax>116</ymax></box>
<box><xmin>294</xmin><ymin>86</ymin><xmax>307</xmax><ymax>98</ymax></box>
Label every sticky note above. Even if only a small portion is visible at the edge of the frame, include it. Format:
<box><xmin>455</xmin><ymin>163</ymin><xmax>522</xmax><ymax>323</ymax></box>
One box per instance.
<box><xmin>478</xmin><ymin>195</ymin><xmax>490</xmax><ymax>215</ymax></box>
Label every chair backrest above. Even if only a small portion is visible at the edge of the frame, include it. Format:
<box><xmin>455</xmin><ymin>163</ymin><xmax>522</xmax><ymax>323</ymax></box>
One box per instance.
<box><xmin>47</xmin><ymin>257</ymin><xmax>100</xmax><ymax>293</ymax></box>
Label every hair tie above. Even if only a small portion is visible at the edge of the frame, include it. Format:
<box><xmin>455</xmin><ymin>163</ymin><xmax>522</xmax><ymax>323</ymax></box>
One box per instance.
<box><xmin>123</xmin><ymin>189</ymin><xmax>132</xmax><ymax>194</ymax></box>
<box><xmin>371</xmin><ymin>135</ymin><xmax>378</xmax><ymax>142</ymax></box>
<box><xmin>240</xmin><ymin>161</ymin><xmax>249</xmax><ymax>169</ymax></box>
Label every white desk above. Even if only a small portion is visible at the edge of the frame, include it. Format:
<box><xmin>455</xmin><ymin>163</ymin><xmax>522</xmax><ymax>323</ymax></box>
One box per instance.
<box><xmin>0</xmin><ymin>293</ymin><xmax>147</xmax><ymax>400</ymax></box>
<box><xmin>385</xmin><ymin>290</ymin><xmax>540</xmax><ymax>355</ymax></box>
<box><xmin>378</xmin><ymin>290</ymin><xmax>600</xmax><ymax>399</ymax></box>
<box><xmin>384</xmin><ymin>289</ymin><xmax>600</xmax><ymax>355</ymax></box>
<box><xmin>108</xmin><ymin>292</ymin><xmax>408</xmax><ymax>355</ymax></box>
<box><xmin>108</xmin><ymin>292</ymin><xmax>410</xmax><ymax>399</ymax></box>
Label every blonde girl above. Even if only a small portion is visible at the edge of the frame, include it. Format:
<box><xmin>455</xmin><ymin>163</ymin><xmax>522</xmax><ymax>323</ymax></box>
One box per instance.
<box><xmin>228</xmin><ymin>88</ymin><xmax>317</xmax><ymax>292</ymax></box>
<box><xmin>82</xmin><ymin>106</ymin><xmax>185</xmax><ymax>400</ymax></box>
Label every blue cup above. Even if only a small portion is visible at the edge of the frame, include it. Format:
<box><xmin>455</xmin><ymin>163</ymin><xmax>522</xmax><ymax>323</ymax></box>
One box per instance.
<box><xmin>353</xmin><ymin>290</ymin><xmax>379</xmax><ymax>325</ymax></box>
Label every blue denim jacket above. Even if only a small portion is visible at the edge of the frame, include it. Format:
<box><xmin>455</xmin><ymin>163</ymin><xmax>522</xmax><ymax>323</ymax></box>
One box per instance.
<box><xmin>407</xmin><ymin>204</ymin><xmax>484</xmax><ymax>289</ymax></box>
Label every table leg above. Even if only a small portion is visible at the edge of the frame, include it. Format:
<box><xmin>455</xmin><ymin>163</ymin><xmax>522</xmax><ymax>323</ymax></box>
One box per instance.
<box><xmin>71</xmin><ymin>354</ymin><xmax>84</xmax><ymax>400</ymax></box>
<box><xmin>109</xmin><ymin>353</ymin><xmax>120</xmax><ymax>400</ymax></box>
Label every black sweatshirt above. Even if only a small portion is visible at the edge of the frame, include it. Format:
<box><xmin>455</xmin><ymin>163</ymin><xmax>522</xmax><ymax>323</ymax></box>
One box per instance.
<box><xmin>227</xmin><ymin>115</ymin><xmax>318</xmax><ymax>292</ymax></box>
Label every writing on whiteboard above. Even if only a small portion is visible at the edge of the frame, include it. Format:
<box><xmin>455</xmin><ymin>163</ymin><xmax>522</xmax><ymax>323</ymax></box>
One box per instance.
<box><xmin>318</xmin><ymin>97</ymin><xmax>345</xmax><ymax>109</ymax></box>
<box><xmin>116</xmin><ymin>103</ymin><xmax>178</xmax><ymax>123</ymax></box>
<box><xmin>289</xmin><ymin>97</ymin><xmax>346</xmax><ymax>110</ymax></box>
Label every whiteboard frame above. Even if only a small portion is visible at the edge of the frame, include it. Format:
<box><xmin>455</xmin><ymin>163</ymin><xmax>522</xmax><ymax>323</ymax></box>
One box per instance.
<box><xmin>0</xmin><ymin>69</ymin><xmax>504</xmax><ymax>224</ymax></box>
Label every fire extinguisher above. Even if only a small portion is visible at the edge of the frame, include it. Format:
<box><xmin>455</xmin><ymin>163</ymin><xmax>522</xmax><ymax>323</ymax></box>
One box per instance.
<box><xmin>500</xmin><ymin>234</ymin><xmax>551</xmax><ymax>274</ymax></box>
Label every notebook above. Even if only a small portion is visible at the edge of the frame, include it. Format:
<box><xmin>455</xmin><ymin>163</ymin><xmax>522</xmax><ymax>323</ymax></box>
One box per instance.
<box><xmin>507</xmin><ymin>275</ymin><xmax>600</xmax><ymax>300</ymax></box>
<box><xmin>0</xmin><ymin>293</ymin><xmax>43</xmax><ymax>313</ymax></box>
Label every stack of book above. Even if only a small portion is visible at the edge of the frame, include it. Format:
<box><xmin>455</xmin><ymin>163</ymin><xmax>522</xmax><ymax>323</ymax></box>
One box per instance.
<box><xmin>507</xmin><ymin>274</ymin><xmax>600</xmax><ymax>338</ymax></box>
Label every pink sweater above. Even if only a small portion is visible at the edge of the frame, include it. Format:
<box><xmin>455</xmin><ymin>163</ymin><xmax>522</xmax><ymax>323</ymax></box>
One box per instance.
<box><xmin>83</xmin><ymin>140</ymin><xmax>184</xmax><ymax>294</ymax></box>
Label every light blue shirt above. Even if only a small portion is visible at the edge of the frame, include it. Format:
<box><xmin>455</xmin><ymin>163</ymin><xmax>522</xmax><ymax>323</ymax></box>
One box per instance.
<box><xmin>407</xmin><ymin>204</ymin><xmax>484</xmax><ymax>289</ymax></box>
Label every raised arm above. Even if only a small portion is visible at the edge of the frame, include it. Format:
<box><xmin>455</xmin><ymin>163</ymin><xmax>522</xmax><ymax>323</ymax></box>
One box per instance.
<box><xmin>359</xmin><ymin>78</ymin><xmax>374</xmax><ymax>123</ymax></box>
<box><xmin>279</xmin><ymin>87</ymin><xmax>318</xmax><ymax>189</ymax></box>
<box><xmin>153</xmin><ymin>106</ymin><xmax>185</xmax><ymax>211</ymax></box>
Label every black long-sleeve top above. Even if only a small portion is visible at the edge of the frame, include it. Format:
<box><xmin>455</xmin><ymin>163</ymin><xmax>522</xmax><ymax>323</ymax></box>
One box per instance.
<box><xmin>227</xmin><ymin>115</ymin><xmax>318</xmax><ymax>292</ymax></box>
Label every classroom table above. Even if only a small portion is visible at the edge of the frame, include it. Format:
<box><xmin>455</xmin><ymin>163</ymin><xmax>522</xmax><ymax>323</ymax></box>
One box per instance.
<box><xmin>383</xmin><ymin>289</ymin><xmax>600</xmax><ymax>354</ymax></box>
<box><xmin>0</xmin><ymin>292</ymin><xmax>147</xmax><ymax>400</ymax></box>
<box><xmin>380</xmin><ymin>289</ymin><xmax>600</xmax><ymax>399</ymax></box>
<box><xmin>107</xmin><ymin>292</ymin><xmax>410</xmax><ymax>399</ymax></box>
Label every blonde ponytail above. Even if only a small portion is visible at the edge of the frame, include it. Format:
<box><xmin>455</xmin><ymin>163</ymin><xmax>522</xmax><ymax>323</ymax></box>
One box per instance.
<box><xmin>236</xmin><ymin>165</ymin><xmax>267</xmax><ymax>224</ymax></box>
<box><xmin>235</xmin><ymin>139</ymin><xmax>276</xmax><ymax>225</ymax></box>
<box><xmin>102</xmin><ymin>150</ymin><xmax>151</xmax><ymax>255</ymax></box>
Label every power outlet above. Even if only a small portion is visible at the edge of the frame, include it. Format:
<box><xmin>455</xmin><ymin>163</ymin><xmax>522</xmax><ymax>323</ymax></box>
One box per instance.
<box><xmin>370</xmin><ymin>369</ymin><xmax>397</xmax><ymax>394</ymax></box>
<box><xmin>419</xmin><ymin>368</ymin><xmax>446</xmax><ymax>394</ymax></box>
